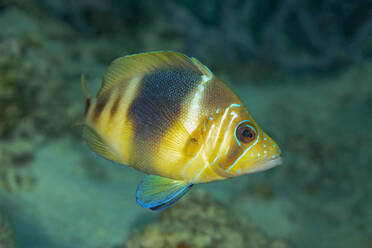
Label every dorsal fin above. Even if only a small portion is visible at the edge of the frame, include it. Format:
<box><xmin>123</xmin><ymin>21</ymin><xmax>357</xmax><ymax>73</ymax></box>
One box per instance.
<box><xmin>80</xmin><ymin>73</ymin><xmax>91</xmax><ymax>99</ymax></box>
<box><xmin>98</xmin><ymin>51</ymin><xmax>211</xmax><ymax>96</ymax></box>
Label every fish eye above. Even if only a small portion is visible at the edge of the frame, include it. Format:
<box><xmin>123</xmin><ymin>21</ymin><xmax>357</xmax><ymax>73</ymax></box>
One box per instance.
<box><xmin>236</xmin><ymin>124</ymin><xmax>256</xmax><ymax>143</ymax></box>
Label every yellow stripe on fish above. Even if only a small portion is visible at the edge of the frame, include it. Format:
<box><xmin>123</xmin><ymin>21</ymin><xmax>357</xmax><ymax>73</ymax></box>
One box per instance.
<box><xmin>80</xmin><ymin>51</ymin><xmax>282</xmax><ymax>210</ymax></box>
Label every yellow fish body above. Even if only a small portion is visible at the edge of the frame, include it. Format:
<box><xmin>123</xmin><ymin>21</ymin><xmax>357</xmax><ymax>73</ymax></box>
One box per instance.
<box><xmin>81</xmin><ymin>51</ymin><xmax>282</xmax><ymax>210</ymax></box>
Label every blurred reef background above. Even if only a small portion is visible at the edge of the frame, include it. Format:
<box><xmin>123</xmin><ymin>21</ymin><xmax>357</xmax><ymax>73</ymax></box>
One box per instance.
<box><xmin>0</xmin><ymin>0</ymin><xmax>371</xmax><ymax>247</ymax></box>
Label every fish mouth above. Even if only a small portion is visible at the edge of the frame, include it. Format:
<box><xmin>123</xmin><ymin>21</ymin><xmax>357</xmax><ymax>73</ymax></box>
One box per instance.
<box><xmin>214</xmin><ymin>156</ymin><xmax>282</xmax><ymax>178</ymax></box>
<box><xmin>241</xmin><ymin>156</ymin><xmax>282</xmax><ymax>175</ymax></box>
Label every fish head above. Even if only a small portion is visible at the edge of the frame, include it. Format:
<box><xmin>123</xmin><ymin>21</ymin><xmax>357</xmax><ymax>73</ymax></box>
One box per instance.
<box><xmin>208</xmin><ymin>105</ymin><xmax>282</xmax><ymax>178</ymax></box>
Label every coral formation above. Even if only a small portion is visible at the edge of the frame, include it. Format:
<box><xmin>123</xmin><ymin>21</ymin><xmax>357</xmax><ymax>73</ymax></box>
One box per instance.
<box><xmin>0</xmin><ymin>7</ymin><xmax>81</xmax><ymax>192</ymax></box>
<box><xmin>159</xmin><ymin>0</ymin><xmax>372</xmax><ymax>71</ymax></box>
<box><xmin>0</xmin><ymin>210</ymin><xmax>16</xmax><ymax>248</ymax></box>
<box><xmin>0</xmin><ymin>2</ymin><xmax>371</xmax><ymax>248</ymax></box>
<box><xmin>0</xmin><ymin>138</ymin><xmax>37</xmax><ymax>192</ymax></box>
<box><xmin>0</xmin><ymin>7</ymin><xmax>82</xmax><ymax>139</ymax></box>
<box><xmin>262</xmin><ymin>61</ymin><xmax>372</xmax><ymax>195</ymax></box>
<box><xmin>125</xmin><ymin>190</ymin><xmax>291</xmax><ymax>248</ymax></box>
<box><xmin>233</xmin><ymin>60</ymin><xmax>372</xmax><ymax>246</ymax></box>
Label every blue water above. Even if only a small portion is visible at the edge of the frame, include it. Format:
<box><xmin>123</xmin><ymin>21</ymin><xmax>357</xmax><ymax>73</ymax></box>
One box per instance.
<box><xmin>0</xmin><ymin>1</ymin><xmax>371</xmax><ymax>248</ymax></box>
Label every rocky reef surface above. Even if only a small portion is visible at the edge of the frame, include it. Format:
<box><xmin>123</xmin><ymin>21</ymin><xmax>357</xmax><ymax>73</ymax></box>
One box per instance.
<box><xmin>0</xmin><ymin>6</ymin><xmax>104</xmax><ymax>193</ymax></box>
<box><xmin>0</xmin><ymin>2</ymin><xmax>371</xmax><ymax>248</ymax></box>
<box><xmin>0</xmin><ymin>210</ymin><xmax>16</xmax><ymax>248</ymax></box>
<box><xmin>125</xmin><ymin>190</ymin><xmax>291</xmax><ymax>248</ymax></box>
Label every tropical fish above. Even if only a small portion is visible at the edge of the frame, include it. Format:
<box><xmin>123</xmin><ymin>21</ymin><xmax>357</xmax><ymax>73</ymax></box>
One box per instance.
<box><xmin>80</xmin><ymin>51</ymin><xmax>282</xmax><ymax>210</ymax></box>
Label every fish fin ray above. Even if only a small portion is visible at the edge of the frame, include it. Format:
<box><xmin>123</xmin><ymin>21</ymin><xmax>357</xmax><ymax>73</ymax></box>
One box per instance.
<box><xmin>136</xmin><ymin>175</ymin><xmax>193</xmax><ymax>210</ymax></box>
<box><xmin>98</xmin><ymin>51</ymin><xmax>208</xmax><ymax>96</ymax></box>
<box><xmin>83</xmin><ymin>126</ymin><xmax>121</xmax><ymax>163</ymax></box>
<box><xmin>191</xmin><ymin>57</ymin><xmax>213</xmax><ymax>78</ymax></box>
<box><xmin>81</xmin><ymin>73</ymin><xmax>91</xmax><ymax>99</ymax></box>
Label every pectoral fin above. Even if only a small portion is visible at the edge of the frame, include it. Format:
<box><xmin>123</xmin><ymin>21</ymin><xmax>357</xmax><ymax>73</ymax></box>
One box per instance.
<box><xmin>136</xmin><ymin>175</ymin><xmax>193</xmax><ymax>210</ymax></box>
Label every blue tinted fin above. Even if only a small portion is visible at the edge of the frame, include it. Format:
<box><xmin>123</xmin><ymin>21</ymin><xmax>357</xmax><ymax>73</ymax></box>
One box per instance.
<box><xmin>136</xmin><ymin>175</ymin><xmax>193</xmax><ymax>210</ymax></box>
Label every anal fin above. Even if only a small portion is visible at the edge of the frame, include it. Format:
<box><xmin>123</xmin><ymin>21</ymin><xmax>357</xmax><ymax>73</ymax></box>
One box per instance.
<box><xmin>136</xmin><ymin>175</ymin><xmax>193</xmax><ymax>210</ymax></box>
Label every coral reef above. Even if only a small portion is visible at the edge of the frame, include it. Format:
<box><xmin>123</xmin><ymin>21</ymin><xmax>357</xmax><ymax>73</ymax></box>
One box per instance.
<box><xmin>0</xmin><ymin>210</ymin><xmax>16</xmax><ymax>248</ymax></box>
<box><xmin>125</xmin><ymin>190</ymin><xmax>291</xmax><ymax>248</ymax></box>
<box><xmin>36</xmin><ymin>0</ymin><xmax>113</xmax><ymax>32</ymax></box>
<box><xmin>16</xmin><ymin>0</ymin><xmax>371</xmax><ymax>72</ymax></box>
<box><xmin>0</xmin><ymin>138</ymin><xmax>37</xmax><ymax>192</ymax></box>
<box><xmin>0</xmin><ymin>7</ymin><xmax>82</xmax><ymax>139</ymax></box>
<box><xmin>0</xmin><ymin>2</ymin><xmax>371</xmax><ymax>248</ymax></box>
<box><xmin>158</xmin><ymin>0</ymin><xmax>372</xmax><ymax>71</ymax></box>
<box><xmin>0</xmin><ymin>0</ymin><xmax>47</xmax><ymax>18</ymax></box>
<box><xmin>264</xmin><ymin>61</ymin><xmax>372</xmax><ymax>195</ymax></box>
<box><xmin>233</xmin><ymin>60</ymin><xmax>372</xmax><ymax>246</ymax></box>
<box><xmin>0</xmin><ymin>7</ymin><xmax>82</xmax><ymax>192</ymax></box>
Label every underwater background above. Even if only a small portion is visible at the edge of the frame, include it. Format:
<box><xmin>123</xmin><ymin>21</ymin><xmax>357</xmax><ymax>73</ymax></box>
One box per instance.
<box><xmin>0</xmin><ymin>0</ymin><xmax>371</xmax><ymax>247</ymax></box>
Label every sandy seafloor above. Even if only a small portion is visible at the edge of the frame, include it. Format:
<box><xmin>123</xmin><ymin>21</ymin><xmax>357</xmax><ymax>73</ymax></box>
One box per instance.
<box><xmin>0</xmin><ymin>5</ymin><xmax>372</xmax><ymax>248</ymax></box>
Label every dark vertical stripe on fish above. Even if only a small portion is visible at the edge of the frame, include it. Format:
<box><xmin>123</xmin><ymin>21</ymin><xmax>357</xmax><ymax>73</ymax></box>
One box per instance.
<box><xmin>127</xmin><ymin>68</ymin><xmax>201</xmax><ymax>144</ymax></box>
<box><xmin>93</xmin><ymin>90</ymin><xmax>111</xmax><ymax>121</ymax></box>
<box><xmin>110</xmin><ymin>93</ymin><xmax>121</xmax><ymax>119</ymax></box>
